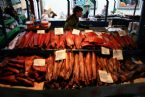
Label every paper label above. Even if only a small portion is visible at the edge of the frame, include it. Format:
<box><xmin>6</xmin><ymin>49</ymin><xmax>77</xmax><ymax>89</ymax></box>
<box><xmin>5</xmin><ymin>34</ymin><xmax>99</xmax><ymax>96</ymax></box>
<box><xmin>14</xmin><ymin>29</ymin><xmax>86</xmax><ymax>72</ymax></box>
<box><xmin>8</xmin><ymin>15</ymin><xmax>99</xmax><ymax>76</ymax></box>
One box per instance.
<box><xmin>37</xmin><ymin>30</ymin><xmax>45</xmax><ymax>34</ymax></box>
<box><xmin>101</xmin><ymin>47</ymin><xmax>110</xmax><ymax>55</ymax></box>
<box><xmin>85</xmin><ymin>30</ymin><xmax>93</xmax><ymax>33</ymax></box>
<box><xmin>98</xmin><ymin>70</ymin><xmax>113</xmax><ymax>83</ymax></box>
<box><xmin>113</xmin><ymin>50</ymin><xmax>123</xmax><ymax>60</ymax></box>
<box><xmin>55</xmin><ymin>50</ymin><xmax>66</xmax><ymax>61</ymax></box>
<box><xmin>118</xmin><ymin>30</ymin><xmax>126</xmax><ymax>36</ymax></box>
<box><xmin>54</xmin><ymin>28</ymin><xmax>64</xmax><ymax>35</ymax></box>
<box><xmin>72</xmin><ymin>29</ymin><xmax>80</xmax><ymax>35</ymax></box>
<box><xmin>108</xmin><ymin>28</ymin><xmax>122</xmax><ymax>32</ymax></box>
<box><xmin>33</xmin><ymin>59</ymin><xmax>45</xmax><ymax>66</ymax></box>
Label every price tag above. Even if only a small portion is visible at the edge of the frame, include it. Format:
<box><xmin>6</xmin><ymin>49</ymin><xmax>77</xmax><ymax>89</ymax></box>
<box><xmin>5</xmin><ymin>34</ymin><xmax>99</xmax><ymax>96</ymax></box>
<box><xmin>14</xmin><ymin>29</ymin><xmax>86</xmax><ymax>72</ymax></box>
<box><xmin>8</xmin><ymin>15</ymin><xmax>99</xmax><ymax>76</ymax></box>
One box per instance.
<box><xmin>113</xmin><ymin>50</ymin><xmax>123</xmax><ymax>60</ymax></box>
<box><xmin>108</xmin><ymin>28</ymin><xmax>122</xmax><ymax>32</ymax></box>
<box><xmin>118</xmin><ymin>30</ymin><xmax>126</xmax><ymax>36</ymax></box>
<box><xmin>33</xmin><ymin>59</ymin><xmax>45</xmax><ymax>66</ymax></box>
<box><xmin>37</xmin><ymin>30</ymin><xmax>45</xmax><ymax>34</ymax></box>
<box><xmin>98</xmin><ymin>70</ymin><xmax>113</xmax><ymax>83</ymax></box>
<box><xmin>55</xmin><ymin>50</ymin><xmax>66</xmax><ymax>61</ymax></box>
<box><xmin>101</xmin><ymin>47</ymin><xmax>110</xmax><ymax>55</ymax></box>
<box><xmin>85</xmin><ymin>30</ymin><xmax>93</xmax><ymax>33</ymax></box>
<box><xmin>72</xmin><ymin>29</ymin><xmax>80</xmax><ymax>35</ymax></box>
<box><xmin>54</xmin><ymin>28</ymin><xmax>64</xmax><ymax>35</ymax></box>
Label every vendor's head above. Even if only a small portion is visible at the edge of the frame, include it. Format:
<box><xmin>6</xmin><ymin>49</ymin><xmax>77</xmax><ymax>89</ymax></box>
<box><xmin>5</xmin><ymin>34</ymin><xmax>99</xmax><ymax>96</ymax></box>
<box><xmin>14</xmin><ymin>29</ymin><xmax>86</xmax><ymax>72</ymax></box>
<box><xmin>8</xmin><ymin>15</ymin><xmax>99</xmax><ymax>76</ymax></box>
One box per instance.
<box><xmin>73</xmin><ymin>6</ymin><xmax>83</xmax><ymax>17</ymax></box>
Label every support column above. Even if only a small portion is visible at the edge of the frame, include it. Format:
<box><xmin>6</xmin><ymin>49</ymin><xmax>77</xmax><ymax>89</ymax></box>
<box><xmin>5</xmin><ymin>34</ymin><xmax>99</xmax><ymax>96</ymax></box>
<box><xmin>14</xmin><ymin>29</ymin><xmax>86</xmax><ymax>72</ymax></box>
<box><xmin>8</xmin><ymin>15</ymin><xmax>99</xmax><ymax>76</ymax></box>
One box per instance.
<box><xmin>36</xmin><ymin>0</ymin><xmax>40</xmax><ymax>20</ymax></box>
<box><xmin>137</xmin><ymin>0</ymin><xmax>145</xmax><ymax>62</ymax></box>
<box><xmin>137</xmin><ymin>0</ymin><xmax>145</xmax><ymax>48</ymax></box>
<box><xmin>129</xmin><ymin>0</ymin><xmax>138</xmax><ymax>33</ymax></box>
<box><xmin>67</xmin><ymin>0</ymin><xmax>70</xmax><ymax>17</ymax></box>
<box><xmin>105</xmin><ymin>0</ymin><xmax>109</xmax><ymax>24</ymax></box>
<box><xmin>25</xmin><ymin>0</ymin><xmax>30</xmax><ymax>20</ymax></box>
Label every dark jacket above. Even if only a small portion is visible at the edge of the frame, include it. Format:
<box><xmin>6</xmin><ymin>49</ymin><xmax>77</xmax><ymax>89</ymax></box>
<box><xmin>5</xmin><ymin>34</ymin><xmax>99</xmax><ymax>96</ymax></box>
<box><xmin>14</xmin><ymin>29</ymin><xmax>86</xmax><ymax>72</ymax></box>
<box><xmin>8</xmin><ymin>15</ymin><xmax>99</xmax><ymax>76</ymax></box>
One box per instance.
<box><xmin>64</xmin><ymin>14</ymin><xmax>79</xmax><ymax>30</ymax></box>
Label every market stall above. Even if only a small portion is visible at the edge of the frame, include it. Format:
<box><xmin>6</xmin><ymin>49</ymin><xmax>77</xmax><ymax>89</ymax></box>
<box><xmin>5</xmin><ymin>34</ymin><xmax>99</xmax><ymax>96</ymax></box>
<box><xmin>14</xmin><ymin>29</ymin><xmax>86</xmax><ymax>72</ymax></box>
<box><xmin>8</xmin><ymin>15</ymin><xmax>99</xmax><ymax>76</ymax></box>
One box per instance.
<box><xmin>0</xmin><ymin>0</ymin><xmax>145</xmax><ymax>96</ymax></box>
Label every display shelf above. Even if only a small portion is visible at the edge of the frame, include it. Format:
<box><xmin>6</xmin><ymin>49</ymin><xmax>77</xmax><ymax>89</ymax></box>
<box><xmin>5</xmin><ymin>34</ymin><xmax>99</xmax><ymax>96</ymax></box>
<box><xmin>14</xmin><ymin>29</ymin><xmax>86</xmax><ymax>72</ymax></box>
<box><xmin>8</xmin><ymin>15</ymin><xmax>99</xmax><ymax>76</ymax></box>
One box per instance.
<box><xmin>0</xmin><ymin>83</ymin><xmax>145</xmax><ymax>97</ymax></box>
<box><xmin>0</xmin><ymin>48</ymin><xmax>142</xmax><ymax>56</ymax></box>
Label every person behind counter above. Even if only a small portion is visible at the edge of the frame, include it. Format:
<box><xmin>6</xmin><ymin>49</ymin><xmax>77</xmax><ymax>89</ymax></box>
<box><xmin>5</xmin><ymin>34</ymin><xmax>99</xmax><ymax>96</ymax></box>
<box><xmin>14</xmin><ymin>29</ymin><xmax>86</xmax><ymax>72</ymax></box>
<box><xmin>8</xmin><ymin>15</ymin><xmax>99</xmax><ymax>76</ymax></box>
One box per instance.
<box><xmin>64</xmin><ymin>6</ymin><xmax>88</xmax><ymax>30</ymax></box>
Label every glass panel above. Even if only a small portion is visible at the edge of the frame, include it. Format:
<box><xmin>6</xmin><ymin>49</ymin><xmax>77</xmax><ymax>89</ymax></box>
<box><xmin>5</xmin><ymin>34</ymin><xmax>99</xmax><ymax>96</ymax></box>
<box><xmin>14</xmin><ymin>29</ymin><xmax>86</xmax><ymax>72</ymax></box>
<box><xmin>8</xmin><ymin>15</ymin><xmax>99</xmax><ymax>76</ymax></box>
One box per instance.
<box><xmin>117</xmin><ymin>0</ymin><xmax>141</xmax><ymax>10</ymax></box>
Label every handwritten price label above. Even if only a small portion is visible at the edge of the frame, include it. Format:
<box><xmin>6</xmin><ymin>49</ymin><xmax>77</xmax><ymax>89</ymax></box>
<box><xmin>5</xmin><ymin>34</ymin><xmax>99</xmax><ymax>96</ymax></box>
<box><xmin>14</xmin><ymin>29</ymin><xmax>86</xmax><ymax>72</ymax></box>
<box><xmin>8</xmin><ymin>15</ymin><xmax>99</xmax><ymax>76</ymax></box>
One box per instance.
<box><xmin>72</xmin><ymin>29</ymin><xmax>80</xmax><ymax>35</ymax></box>
<box><xmin>33</xmin><ymin>59</ymin><xmax>46</xmax><ymax>66</ymax></box>
<box><xmin>98</xmin><ymin>70</ymin><xmax>113</xmax><ymax>83</ymax></box>
<box><xmin>55</xmin><ymin>50</ymin><xmax>66</xmax><ymax>61</ymax></box>
<box><xmin>37</xmin><ymin>30</ymin><xmax>45</xmax><ymax>34</ymax></box>
<box><xmin>118</xmin><ymin>30</ymin><xmax>126</xmax><ymax>36</ymax></box>
<box><xmin>101</xmin><ymin>47</ymin><xmax>110</xmax><ymax>55</ymax></box>
<box><xmin>54</xmin><ymin>28</ymin><xmax>64</xmax><ymax>35</ymax></box>
<box><xmin>113</xmin><ymin>50</ymin><xmax>123</xmax><ymax>60</ymax></box>
<box><xmin>85</xmin><ymin>30</ymin><xmax>93</xmax><ymax>33</ymax></box>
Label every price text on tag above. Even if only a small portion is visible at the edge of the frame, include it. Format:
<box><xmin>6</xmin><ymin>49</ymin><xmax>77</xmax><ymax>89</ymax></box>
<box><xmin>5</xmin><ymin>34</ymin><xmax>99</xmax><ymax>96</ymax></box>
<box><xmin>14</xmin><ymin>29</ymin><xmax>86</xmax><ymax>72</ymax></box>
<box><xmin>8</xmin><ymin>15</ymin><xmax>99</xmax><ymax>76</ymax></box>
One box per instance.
<box><xmin>55</xmin><ymin>50</ymin><xmax>66</xmax><ymax>61</ymax></box>
<box><xmin>54</xmin><ymin>28</ymin><xmax>64</xmax><ymax>35</ymax></box>
<box><xmin>72</xmin><ymin>29</ymin><xmax>80</xmax><ymax>35</ymax></box>
<box><xmin>33</xmin><ymin>59</ymin><xmax>46</xmax><ymax>66</ymax></box>
<box><xmin>113</xmin><ymin>50</ymin><xmax>123</xmax><ymax>60</ymax></box>
<box><xmin>37</xmin><ymin>30</ymin><xmax>45</xmax><ymax>34</ymax></box>
<box><xmin>98</xmin><ymin>70</ymin><xmax>113</xmax><ymax>83</ymax></box>
<box><xmin>101</xmin><ymin>47</ymin><xmax>110</xmax><ymax>55</ymax></box>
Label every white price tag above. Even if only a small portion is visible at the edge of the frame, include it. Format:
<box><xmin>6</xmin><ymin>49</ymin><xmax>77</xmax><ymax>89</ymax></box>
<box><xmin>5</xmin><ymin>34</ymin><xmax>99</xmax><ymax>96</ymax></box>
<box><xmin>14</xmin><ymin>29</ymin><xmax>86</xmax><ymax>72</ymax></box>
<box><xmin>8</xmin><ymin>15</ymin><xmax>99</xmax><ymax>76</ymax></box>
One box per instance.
<box><xmin>101</xmin><ymin>47</ymin><xmax>110</xmax><ymax>55</ymax></box>
<box><xmin>118</xmin><ymin>30</ymin><xmax>126</xmax><ymax>36</ymax></box>
<box><xmin>98</xmin><ymin>70</ymin><xmax>113</xmax><ymax>83</ymax></box>
<box><xmin>85</xmin><ymin>30</ymin><xmax>93</xmax><ymax>33</ymax></box>
<box><xmin>33</xmin><ymin>59</ymin><xmax>46</xmax><ymax>66</ymax></box>
<box><xmin>54</xmin><ymin>28</ymin><xmax>64</xmax><ymax>35</ymax></box>
<box><xmin>108</xmin><ymin>28</ymin><xmax>122</xmax><ymax>32</ymax></box>
<box><xmin>37</xmin><ymin>30</ymin><xmax>45</xmax><ymax>34</ymax></box>
<box><xmin>55</xmin><ymin>50</ymin><xmax>66</xmax><ymax>61</ymax></box>
<box><xmin>72</xmin><ymin>29</ymin><xmax>80</xmax><ymax>35</ymax></box>
<box><xmin>113</xmin><ymin>50</ymin><xmax>123</xmax><ymax>60</ymax></box>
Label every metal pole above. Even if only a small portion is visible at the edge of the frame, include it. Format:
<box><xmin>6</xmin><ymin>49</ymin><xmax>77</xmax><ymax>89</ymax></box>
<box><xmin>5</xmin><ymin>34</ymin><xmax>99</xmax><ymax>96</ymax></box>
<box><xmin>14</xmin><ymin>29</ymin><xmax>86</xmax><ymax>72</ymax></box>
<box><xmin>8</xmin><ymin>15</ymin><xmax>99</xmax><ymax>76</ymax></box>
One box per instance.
<box><xmin>105</xmin><ymin>0</ymin><xmax>109</xmax><ymax>23</ymax></box>
<box><xmin>137</xmin><ymin>0</ymin><xmax>145</xmax><ymax>48</ymax></box>
<box><xmin>113</xmin><ymin>0</ymin><xmax>116</xmax><ymax>14</ymax></box>
<box><xmin>36</xmin><ymin>0</ymin><xmax>40</xmax><ymax>19</ymax></box>
<box><xmin>129</xmin><ymin>0</ymin><xmax>138</xmax><ymax>33</ymax></box>
<box><xmin>25</xmin><ymin>0</ymin><xmax>30</xmax><ymax>20</ymax></box>
<box><xmin>0</xmin><ymin>7</ymin><xmax>7</xmax><ymax>47</ymax></box>
<box><xmin>67</xmin><ymin>0</ymin><xmax>70</xmax><ymax>16</ymax></box>
<box><xmin>94</xmin><ymin>0</ymin><xmax>96</xmax><ymax>16</ymax></box>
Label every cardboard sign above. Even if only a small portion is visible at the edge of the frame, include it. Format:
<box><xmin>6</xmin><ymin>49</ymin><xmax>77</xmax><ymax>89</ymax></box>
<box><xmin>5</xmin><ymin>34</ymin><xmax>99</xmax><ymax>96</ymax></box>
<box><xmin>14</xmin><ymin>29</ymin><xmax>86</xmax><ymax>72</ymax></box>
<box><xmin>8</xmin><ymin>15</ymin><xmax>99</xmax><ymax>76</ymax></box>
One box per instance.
<box><xmin>54</xmin><ymin>28</ymin><xmax>64</xmax><ymax>35</ymax></box>
<box><xmin>37</xmin><ymin>30</ymin><xmax>45</xmax><ymax>34</ymax></box>
<box><xmin>101</xmin><ymin>47</ymin><xmax>110</xmax><ymax>55</ymax></box>
<box><xmin>72</xmin><ymin>29</ymin><xmax>80</xmax><ymax>35</ymax></box>
<box><xmin>113</xmin><ymin>50</ymin><xmax>123</xmax><ymax>60</ymax></box>
<box><xmin>98</xmin><ymin>70</ymin><xmax>113</xmax><ymax>83</ymax></box>
<box><xmin>55</xmin><ymin>50</ymin><xmax>66</xmax><ymax>61</ymax></box>
<box><xmin>33</xmin><ymin>59</ymin><xmax>45</xmax><ymax>66</ymax></box>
